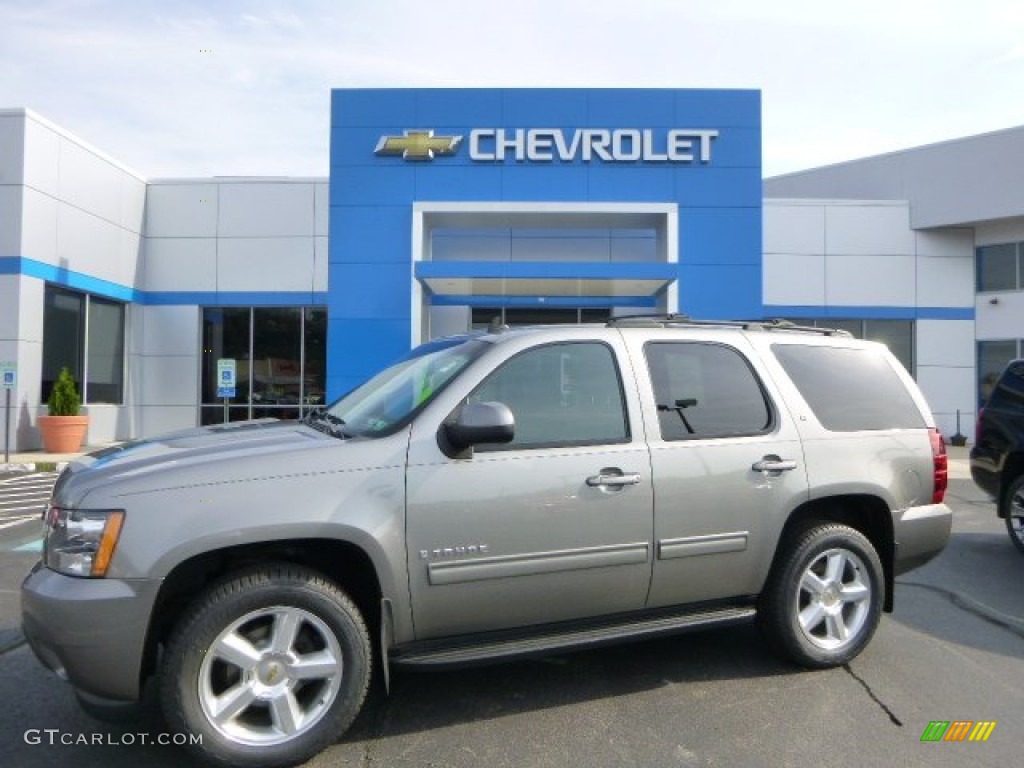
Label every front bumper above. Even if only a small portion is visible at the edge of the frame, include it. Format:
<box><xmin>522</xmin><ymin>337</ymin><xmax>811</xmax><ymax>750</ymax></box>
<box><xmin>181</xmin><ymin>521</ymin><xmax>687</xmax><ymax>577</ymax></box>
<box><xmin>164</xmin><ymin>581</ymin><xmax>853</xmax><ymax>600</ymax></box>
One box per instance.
<box><xmin>892</xmin><ymin>502</ymin><xmax>953</xmax><ymax>576</ymax></box>
<box><xmin>20</xmin><ymin>561</ymin><xmax>161</xmax><ymax>703</ymax></box>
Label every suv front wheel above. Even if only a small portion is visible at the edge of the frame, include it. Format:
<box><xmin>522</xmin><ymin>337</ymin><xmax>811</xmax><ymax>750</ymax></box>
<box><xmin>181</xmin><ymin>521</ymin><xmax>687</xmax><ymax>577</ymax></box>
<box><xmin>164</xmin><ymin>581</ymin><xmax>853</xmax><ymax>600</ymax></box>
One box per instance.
<box><xmin>160</xmin><ymin>564</ymin><xmax>371</xmax><ymax>768</ymax></box>
<box><xmin>1002</xmin><ymin>476</ymin><xmax>1024</xmax><ymax>554</ymax></box>
<box><xmin>758</xmin><ymin>523</ymin><xmax>884</xmax><ymax>668</ymax></box>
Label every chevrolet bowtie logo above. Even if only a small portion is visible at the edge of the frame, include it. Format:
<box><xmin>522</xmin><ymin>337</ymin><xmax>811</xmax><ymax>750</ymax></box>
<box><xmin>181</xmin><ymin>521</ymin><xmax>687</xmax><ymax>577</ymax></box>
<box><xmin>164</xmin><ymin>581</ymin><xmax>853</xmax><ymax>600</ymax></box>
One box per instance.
<box><xmin>375</xmin><ymin>130</ymin><xmax>463</xmax><ymax>161</ymax></box>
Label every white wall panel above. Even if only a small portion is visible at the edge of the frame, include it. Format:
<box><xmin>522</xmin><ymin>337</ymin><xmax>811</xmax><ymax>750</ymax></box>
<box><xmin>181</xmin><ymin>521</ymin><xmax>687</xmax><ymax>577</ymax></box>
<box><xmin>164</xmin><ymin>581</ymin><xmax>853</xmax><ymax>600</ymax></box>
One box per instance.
<box><xmin>117</xmin><ymin>229</ymin><xmax>144</xmax><ymax>288</ymax></box>
<box><xmin>139</xmin><ymin>405</ymin><xmax>197</xmax><ymax>438</ymax></box>
<box><xmin>0</xmin><ymin>276</ymin><xmax>19</xmax><ymax>341</ymax></box>
<box><xmin>22</xmin><ymin>117</ymin><xmax>60</xmax><ymax>195</ymax></box>
<box><xmin>17</xmin><ymin>277</ymin><xmax>44</xmax><ymax>344</ymax></box>
<box><xmin>0</xmin><ymin>186</ymin><xmax>22</xmax><ymax>255</ymax></box>
<box><xmin>915</xmin><ymin>229</ymin><xmax>974</xmax><ymax>258</ymax></box>
<box><xmin>81</xmin><ymin>405</ymin><xmax>131</xmax><ymax>443</ymax></box>
<box><xmin>57</xmin><ymin>138</ymin><xmax>124</xmax><ymax>225</ymax></box>
<box><xmin>916</xmin><ymin>253</ymin><xmax>974</xmax><ymax>308</ymax></box>
<box><xmin>13</xmin><ymin>339</ymin><xmax>42</xmax><ymax>449</ymax></box>
<box><xmin>141</xmin><ymin>306</ymin><xmax>200</xmax><ymax>358</ymax></box>
<box><xmin>119</xmin><ymin>174</ymin><xmax>146</xmax><ymax>234</ymax></box>
<box><xmin>217</xmin><ymin>238</ymin><xmax>315</xmax><ymax>292</ymax></box>
<box><xmin>218</xmin><ymin>183</ymin><xmax>315</xmax><ymax>238</ymax></box>
<box><xmin>138</xmin><ymin>355</ymin><xmax>199</xmax><ymax>406</ymax></box>
<box><xmin>763</xmin><ymin>202</ymin><xmax>825</xmax><ymax>255</ymax></box>
<box><xmin>915</xmin><ymin>365</ymin><xmax>976</xmax><ymax>438</ymax></box>
<box><xmin>143</xmin><ymin>238</ymin><xmax>217</xmax><ymax>292</ymax></box>
<box><xmin>825</xmin><ymin>204</ymin><xmax>915</xmax><ymax>256</ymax></box>
<box><xmin>763</xmin><ymin>253</ymin><xmax>825</xmax><ymax>306</ymax></box>
<box><xmin>145</xmin><ymin>183</ymin><xmax>218</xmax><ymax>238</ymax></box>
<box><xmin>314</xmin><ymin>183</ymin><xmax>329</xmax><ymax>237</ymax></box>
<box><xmin>825</xmin><ymin>254</ymin><xmax>916</xmax><ymax>306</ymax></box>
<box><xmin>975</xmin><ymin>218</ymin><xmax>1024</xmax><ymax>247</ymax></box>
<box><xmin>976</xmin><ymin>292</ymin><xmax>1024</xmax><ymax>339</ymax></box>
<box><xmin>19</xmin><ymin>186</ymin><xmax>57</xmax><ymax>264</ymax></box>
<box><xmin>0</xmin><ymin>115</ymin><xmax>25</xmax><ymax>185</ymax></box>
<box><xmin>313</xmin><ymin>236</ymin><xmax>328</xmax><ymax>292</ymax></box>
<box><xmin>55</xmin><ymin>203</ymin><xmax>122</xmax><ymax>281</ymax></box>
<box><xmin>916</xmin><ymin>320</ymin><xmax>976</xmax><ymax>367</ymax></box>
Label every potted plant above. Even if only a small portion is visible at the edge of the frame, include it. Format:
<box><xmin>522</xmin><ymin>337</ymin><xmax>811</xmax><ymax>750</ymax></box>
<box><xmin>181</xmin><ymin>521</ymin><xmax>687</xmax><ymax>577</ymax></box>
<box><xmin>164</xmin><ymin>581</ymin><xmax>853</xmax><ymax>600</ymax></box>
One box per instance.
<box><xmin>38</xmin><ymin>367</ymin><xmax>89</xmax><ymax>453</ymax></box>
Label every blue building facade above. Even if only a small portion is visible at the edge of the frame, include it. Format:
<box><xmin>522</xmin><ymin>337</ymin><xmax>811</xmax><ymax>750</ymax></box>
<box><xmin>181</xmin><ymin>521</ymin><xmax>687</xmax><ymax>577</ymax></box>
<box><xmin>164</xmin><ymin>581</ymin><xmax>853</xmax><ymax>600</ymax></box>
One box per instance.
<box><xmin>328</xmin><ymin>88</ymin><xmax>762</xmax><ymax>397</ymax></box>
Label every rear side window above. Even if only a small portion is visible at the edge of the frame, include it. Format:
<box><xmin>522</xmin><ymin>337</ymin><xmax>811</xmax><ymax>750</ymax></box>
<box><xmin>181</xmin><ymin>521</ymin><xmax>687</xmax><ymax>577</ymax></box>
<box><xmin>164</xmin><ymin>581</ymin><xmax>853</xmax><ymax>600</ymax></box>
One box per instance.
<box><xmin>645</xmin><ymin>342</ymin><xmax>773</xmax><ymax>440</ymax></box>
<box><xmin>772</xmin><ymin>344</ymin><xmax>925</xmax><ymax>431</ymax></box>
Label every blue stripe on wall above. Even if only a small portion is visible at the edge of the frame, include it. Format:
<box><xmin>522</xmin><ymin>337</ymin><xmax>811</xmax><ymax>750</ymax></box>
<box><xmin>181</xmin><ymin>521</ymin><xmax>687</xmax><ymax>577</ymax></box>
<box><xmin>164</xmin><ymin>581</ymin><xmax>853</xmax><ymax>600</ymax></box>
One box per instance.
<box><xmin>0</xmin><ymin>257</ymin><xmax>328</xmax><ymax>306</ymax></box>
<box><xmin>763</xmin><ymin>305</ymin><xmax>975</xmax><ymax>321</ymax></box>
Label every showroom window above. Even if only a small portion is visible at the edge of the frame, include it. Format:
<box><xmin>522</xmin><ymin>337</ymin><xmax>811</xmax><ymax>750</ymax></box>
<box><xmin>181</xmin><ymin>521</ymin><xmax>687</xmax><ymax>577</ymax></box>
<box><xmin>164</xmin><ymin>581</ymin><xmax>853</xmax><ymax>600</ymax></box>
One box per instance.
<box><xmin>782</xmin><ymin>318</ymin><xmax>914</xmax><ymax>375</ymax></box>
<box><xmin>41</xmin><ymin>285</ymin><xmax>125</xmax><ymax>404</ymax></box>
<box><xmin>978</xmin><ymin>339</ymin><xmax>1024</xmax><ymax>405</ymax></box>
<box><xmin>471</xmin><ymin>307</ymin><xmax>612</xmax><ymax>329</ymax></box>
<box><xmin>976</xmin><ymin>242</ymin><xmax>1024</xmax><ymax>292</ymax></box>
<box><xmin>201</xmin><ymin>307</ymin><xmax>326</xmax><ymax>425</ymax></box>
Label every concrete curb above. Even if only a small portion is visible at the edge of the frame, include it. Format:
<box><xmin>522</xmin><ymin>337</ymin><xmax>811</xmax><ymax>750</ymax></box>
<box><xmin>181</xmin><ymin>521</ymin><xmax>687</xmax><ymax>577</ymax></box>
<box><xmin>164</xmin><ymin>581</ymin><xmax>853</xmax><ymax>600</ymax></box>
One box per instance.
<box><xmin>0</xmin><ymin>462</ymin><xmax>69</xmax><ymax>474</ymax></box>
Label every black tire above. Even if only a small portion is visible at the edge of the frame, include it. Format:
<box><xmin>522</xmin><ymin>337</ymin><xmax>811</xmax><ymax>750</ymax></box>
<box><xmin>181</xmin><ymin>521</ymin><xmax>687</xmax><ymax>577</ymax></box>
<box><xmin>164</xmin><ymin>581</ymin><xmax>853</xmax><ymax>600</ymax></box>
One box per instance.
<box><xmin>159</xmin><ymin>564</ymin><xmax>371</xmax><ymax>768</ymax></box>
<box><xmin>758</xmin><ymin>523</ymin><xmax>884</xmax><ymax>668</ymax></box>
<box><xmin>1002</xmin><ymin>476</ymin><xmax>1024</xmax><ymax>555</ymax></box>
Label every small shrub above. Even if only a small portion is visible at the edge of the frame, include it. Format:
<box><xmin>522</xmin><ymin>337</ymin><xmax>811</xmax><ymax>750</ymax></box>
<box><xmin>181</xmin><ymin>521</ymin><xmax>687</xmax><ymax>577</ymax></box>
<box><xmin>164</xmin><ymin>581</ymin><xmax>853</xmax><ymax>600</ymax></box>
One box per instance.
<box><xmin>48</xmin><ymin>367</ymin><xmax>81</xmax><ymax>416</ymax></box>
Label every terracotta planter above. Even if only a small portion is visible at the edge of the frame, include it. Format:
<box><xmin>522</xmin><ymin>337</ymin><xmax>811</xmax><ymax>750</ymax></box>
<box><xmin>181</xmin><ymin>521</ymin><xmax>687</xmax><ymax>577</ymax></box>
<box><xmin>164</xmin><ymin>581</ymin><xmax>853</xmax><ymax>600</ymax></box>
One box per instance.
<box><xmin>38</xmin><ymin>415</ymin><xmax>90</xmax><ymax>454</ymax></box>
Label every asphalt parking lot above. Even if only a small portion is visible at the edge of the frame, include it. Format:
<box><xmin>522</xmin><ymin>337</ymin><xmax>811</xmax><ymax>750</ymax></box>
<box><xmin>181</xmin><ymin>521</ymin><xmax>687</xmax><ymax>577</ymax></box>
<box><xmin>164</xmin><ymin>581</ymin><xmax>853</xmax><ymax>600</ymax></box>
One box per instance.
<box><xmin>0</xmin><ymin>463</ymin><xmax>1020</xmax><ymax>767</ymax></box>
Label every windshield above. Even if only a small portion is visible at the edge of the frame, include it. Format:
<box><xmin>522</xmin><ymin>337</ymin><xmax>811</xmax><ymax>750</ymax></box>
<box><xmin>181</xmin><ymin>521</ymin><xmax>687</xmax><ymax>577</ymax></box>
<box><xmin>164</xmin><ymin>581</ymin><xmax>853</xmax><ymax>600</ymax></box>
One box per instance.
<box><xmin>306</xmin><ymin>337</ymin><xmax>489</xmax><ymax>438</ymax></box>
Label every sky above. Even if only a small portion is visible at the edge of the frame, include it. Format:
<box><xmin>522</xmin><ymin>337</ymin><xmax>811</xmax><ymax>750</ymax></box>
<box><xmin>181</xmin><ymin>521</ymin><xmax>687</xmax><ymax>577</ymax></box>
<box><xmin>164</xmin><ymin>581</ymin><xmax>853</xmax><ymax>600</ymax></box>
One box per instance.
<box><xmin>1</xmin><ymin>0</ymin><xmax>1022</xmax><ymax>179</ymax></box>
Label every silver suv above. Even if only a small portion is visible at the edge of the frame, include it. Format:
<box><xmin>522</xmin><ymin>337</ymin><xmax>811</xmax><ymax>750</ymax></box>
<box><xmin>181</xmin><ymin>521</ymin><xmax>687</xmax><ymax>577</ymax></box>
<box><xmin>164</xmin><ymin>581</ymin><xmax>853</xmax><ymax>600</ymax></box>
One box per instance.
<box><xmin>22</xmin><ymin>317</ymin><xmax>952</xmax><ymax>767</ymax></box>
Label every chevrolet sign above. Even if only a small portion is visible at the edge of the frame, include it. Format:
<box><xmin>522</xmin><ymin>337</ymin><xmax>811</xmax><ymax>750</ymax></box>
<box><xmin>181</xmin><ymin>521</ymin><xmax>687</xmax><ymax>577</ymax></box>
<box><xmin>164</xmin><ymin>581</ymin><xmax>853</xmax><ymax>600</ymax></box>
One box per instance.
<box><xmin>375</xmin><ymin>128</ymin><xmax>719</xmax><ymax>163</ymax></box>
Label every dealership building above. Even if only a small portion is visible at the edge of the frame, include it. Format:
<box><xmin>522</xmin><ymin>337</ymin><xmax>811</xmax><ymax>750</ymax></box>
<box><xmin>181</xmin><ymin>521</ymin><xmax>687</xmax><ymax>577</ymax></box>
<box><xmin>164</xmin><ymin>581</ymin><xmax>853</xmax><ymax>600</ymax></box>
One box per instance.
<box><xmin>1</xmin><ymin>88</ymin><xmax>1021</xmax><ymax>450</ymax></box>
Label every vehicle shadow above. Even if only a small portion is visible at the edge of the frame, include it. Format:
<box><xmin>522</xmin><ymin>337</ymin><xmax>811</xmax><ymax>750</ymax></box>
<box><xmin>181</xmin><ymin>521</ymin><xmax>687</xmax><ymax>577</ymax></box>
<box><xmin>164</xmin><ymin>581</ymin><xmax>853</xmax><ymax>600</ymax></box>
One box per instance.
<box><xmin>345</xmin><ymin>623</ymin><xmax>800</xmax><ymax>742</ymax></box>
<box><xmin>0</xmin><ymin>623</ymin><xmax>803</xmax><ymax>767</ymax></box>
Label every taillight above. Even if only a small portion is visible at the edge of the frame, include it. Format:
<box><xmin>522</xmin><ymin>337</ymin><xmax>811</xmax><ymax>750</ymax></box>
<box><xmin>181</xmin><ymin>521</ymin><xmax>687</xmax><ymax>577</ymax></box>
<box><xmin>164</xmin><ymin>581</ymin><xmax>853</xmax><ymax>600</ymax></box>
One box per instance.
<box><xmin>930</xmin><ymin>428</ymin><xmax>948</xmax><ymax>504</ymax></box>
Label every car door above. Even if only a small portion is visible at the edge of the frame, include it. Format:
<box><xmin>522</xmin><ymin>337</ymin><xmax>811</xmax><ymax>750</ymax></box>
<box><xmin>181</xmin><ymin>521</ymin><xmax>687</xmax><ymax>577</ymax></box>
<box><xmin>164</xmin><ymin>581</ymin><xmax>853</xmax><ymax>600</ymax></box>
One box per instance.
<box><xmin>405</xmin><ymin>336</ymin><xmax>654</xmax><ymax>640</ymax></box>
<box><xmin>633</xmin><ymin>336</ymin><xmax>810</xmax><ymax>608</ymax></box>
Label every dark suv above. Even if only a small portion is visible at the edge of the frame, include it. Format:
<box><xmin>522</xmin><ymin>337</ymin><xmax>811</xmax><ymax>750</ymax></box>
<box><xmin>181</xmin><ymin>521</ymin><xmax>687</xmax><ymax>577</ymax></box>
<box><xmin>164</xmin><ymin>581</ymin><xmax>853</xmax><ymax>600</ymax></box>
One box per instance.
<box><xmin>971</xmin><ymin>358</ymin><xmax>1024</xmax><ymax>553</ymax></box>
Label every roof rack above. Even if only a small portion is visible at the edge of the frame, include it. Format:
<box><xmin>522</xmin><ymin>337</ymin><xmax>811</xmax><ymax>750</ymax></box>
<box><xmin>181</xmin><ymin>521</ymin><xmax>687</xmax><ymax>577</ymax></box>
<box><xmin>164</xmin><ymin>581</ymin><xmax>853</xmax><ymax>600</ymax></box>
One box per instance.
<box><xmin>605</xmin><ymin>314</ymin><xmax>853</xmax><ymax>337</ymax></box>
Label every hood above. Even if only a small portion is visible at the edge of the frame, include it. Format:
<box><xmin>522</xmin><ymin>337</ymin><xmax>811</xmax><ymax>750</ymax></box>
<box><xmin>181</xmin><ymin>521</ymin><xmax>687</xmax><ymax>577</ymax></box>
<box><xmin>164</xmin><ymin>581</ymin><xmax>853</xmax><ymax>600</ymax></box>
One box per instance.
<box><xmin>54</xmin><ymin>419</ymin><xmax>403</xmax><ymax>507</ymax></box>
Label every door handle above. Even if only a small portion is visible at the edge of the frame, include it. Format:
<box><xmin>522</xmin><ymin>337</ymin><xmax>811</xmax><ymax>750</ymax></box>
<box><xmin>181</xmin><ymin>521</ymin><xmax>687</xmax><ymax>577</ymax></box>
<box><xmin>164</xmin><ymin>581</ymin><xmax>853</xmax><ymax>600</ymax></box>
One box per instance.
<box><xmin>751</xmin><ymin>455</ymin><xmax>798</xmax><ymax>476</ymax></box>
<box><xmin>586</xmin><ymin>471</ymin><xmax>642</xmax><ymax>487</ymax></box>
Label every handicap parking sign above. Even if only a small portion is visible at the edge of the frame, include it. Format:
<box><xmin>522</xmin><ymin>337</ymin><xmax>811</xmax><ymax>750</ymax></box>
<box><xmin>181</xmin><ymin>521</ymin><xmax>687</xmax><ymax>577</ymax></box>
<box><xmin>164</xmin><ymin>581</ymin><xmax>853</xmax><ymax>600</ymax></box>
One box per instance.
<box><xmin>216</xmin><ymin>359</ymin><xmax>236</xmax><ymax>398</ymax></box>
<box><xmin>0</xmin><ymin>362</ymin><xmax>15</xmax><ymax>390</ymax></box>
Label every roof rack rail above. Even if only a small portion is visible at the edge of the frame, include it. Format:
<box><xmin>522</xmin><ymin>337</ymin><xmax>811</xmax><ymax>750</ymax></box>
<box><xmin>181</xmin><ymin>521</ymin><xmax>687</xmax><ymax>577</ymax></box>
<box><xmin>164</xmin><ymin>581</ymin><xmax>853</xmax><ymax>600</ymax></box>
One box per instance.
<box><xmin>605</xmin><ymin>314</ymin><xmax>853</xmax><ymax>337</ymax></box>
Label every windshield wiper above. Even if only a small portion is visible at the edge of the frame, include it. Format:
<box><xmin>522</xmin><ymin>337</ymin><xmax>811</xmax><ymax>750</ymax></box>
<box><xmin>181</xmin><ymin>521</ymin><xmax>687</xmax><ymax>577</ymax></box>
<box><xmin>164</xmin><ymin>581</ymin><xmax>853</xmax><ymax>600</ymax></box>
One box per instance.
<box><xmin>303</xmin><ymin>410</ymin><xmax>351</xmax><ymax>439</ymax></box>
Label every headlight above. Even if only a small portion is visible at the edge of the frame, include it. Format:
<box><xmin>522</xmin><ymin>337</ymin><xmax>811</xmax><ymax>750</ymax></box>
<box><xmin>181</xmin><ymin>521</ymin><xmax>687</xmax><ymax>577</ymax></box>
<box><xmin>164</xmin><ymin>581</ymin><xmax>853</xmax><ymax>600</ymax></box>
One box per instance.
<box><xmin>43</xmin><ymin>506</ymin><xmax>125</xmax><ymax>578</ymax></box>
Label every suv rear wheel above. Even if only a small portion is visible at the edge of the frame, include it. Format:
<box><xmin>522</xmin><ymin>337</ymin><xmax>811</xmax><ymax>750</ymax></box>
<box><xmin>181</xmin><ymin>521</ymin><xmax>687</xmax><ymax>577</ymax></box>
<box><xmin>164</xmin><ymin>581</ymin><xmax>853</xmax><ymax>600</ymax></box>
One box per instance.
<box><xmin>159</xmin><ymin>564</ymin><xmax>370</xmax><ymax>768</ymax></box>
<box><xmin>1002</xmin><ymin>476</ymin><xmax>1024</xmax><ymax>554</ymax></box>
<box><xmin>758</xmin><ymin>523</ymin><xmax>884</xmax><ymax>668</ymax></box>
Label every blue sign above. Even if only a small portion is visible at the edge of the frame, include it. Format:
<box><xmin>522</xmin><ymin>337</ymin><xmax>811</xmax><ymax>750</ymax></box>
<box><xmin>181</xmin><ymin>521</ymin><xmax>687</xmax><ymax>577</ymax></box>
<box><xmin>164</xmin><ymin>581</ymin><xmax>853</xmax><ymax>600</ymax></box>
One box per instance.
<box><xmin>216</xmin><ymin>359</ymin><xmax>236</xmax><ymax>399</ymax></box>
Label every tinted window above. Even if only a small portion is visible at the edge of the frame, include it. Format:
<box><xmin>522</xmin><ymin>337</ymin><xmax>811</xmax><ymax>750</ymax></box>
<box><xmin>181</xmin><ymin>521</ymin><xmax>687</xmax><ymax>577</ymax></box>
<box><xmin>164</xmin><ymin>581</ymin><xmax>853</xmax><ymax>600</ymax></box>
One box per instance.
<box><xmin>469</xmin><ymin>342</ymin><xmax>628</xmax><ymax>449</ymax></box>
<box><xmin>772</xmin><ymin>344</ymin><xmax>925</xmax><ymax>431</ymax></box>
<box><xmin>645</xmin><ymin>342</ymin><xmax>772</xmax><ymax>440</ymax></box>
<box><xmin>988</xmin><ymin>359</ymin><xmax>1024</xmax><ymax>410</ymax></box>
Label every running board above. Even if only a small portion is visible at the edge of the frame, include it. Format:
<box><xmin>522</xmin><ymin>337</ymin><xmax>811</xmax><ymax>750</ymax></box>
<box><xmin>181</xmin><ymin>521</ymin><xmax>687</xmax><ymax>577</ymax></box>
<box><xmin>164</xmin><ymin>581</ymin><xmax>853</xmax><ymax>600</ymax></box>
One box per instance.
<box><xmin>392</xmin><ymin>604</ymin><xmax>756</xmax><ymax>669</ymax></box>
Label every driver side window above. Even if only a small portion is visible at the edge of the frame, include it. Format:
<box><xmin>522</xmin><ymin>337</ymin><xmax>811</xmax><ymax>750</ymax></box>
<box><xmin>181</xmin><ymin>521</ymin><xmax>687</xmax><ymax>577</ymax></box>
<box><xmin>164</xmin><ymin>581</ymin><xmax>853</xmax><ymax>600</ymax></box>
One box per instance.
<box><xmin>469</xmin><ymin>342</ymin><xmax>629</xmax><ymax>450</ymax></box>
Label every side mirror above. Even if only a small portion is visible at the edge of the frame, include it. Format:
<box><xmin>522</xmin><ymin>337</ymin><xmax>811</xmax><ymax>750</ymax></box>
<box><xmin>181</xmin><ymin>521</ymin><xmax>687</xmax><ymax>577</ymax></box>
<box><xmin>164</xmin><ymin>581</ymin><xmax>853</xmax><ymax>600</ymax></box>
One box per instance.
<box><xmin>443</xmin><ymin>401</ymin><xmax>515</xmax><ymax>455</ymax></box>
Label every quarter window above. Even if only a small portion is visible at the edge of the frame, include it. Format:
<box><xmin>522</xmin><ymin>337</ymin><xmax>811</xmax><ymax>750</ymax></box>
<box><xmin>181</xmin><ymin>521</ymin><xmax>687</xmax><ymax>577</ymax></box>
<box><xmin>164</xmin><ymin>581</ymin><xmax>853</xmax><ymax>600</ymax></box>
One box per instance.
<box><xmin>772</xmin><ymin>344</ymin><xmax>925</xmax><ymax>432</ymax></box>
<box><xmin>469</xmin><ymin>342</ymin><xmax>629</xmax><ymax>449</ymax></box>
<box><xmin>645</xmin><ymin>342</ymin><xmax>772</xmax><ymax>441</ymax></box>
